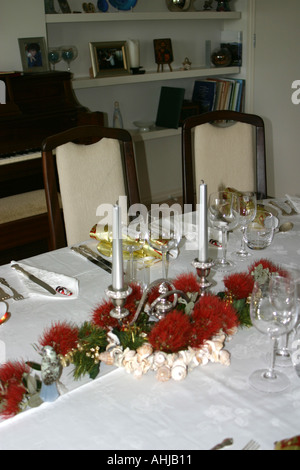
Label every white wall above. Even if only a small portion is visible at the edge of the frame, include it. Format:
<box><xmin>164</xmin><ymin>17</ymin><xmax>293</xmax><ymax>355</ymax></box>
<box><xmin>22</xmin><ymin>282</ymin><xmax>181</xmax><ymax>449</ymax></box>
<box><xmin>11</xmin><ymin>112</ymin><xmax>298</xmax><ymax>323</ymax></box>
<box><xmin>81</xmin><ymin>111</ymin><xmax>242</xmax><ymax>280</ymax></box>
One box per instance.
<box><xmin>0</xmin><ymin>0</ymin><xmax>47</xmax><ymax>71</ymax></box>
<box><xmin>253</xmin><ymin>0</ymin><xmax>300</xmax><ymax>198</ymax></box>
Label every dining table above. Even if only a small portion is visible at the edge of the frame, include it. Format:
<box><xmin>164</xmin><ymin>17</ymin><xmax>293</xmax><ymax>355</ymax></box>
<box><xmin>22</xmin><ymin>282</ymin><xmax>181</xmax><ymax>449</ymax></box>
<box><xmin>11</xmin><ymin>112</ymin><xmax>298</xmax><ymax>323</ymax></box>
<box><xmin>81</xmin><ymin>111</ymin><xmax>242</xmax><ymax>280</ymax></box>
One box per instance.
<box><xmin>0</xmin><ymin>202</ymin><xmax>300</xmax><ymax>451</ymax></box>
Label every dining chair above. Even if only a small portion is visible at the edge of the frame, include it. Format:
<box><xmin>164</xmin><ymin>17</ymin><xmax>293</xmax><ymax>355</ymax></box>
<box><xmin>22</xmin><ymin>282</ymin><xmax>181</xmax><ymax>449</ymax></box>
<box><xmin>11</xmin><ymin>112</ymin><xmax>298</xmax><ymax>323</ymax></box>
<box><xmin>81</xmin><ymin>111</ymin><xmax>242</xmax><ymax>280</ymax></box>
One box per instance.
<box><xmin>182</xmin><ymin>110</ymin><xmax>267</xmax><ymax>209</ymax></box>
<box><xmin>42</xmin><ymin>125</ymin><xmax>140</xmax><ymax>250</ymax></box>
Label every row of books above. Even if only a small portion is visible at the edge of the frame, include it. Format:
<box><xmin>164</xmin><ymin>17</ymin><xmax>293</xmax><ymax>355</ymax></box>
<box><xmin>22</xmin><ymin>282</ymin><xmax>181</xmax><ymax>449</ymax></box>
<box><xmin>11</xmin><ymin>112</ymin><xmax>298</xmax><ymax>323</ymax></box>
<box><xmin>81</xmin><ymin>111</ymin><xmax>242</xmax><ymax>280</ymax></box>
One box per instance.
<box><xmin>192</xmin><ymin>77</ymin><xmax>245</xmax><ymax>114</ymax></box>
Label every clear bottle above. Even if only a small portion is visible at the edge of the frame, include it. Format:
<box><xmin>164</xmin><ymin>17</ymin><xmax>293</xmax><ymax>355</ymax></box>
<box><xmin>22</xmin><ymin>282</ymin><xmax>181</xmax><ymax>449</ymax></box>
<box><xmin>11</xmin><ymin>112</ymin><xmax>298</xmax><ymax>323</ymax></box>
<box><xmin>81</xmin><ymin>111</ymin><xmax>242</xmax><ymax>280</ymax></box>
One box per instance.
<box><xmin>113</xmin><ymin>101</ymin><xmax>123</xmax><ymax>128</ymax></box>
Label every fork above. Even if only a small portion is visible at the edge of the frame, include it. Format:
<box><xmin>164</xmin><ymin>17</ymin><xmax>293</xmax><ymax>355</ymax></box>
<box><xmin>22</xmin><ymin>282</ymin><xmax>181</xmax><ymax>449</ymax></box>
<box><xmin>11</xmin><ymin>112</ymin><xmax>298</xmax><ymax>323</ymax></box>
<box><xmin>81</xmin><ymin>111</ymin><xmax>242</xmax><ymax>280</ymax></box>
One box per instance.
<box><xmin>242</xmin><ymin>440</ymin><xmax>260</xmax><ymax>450</ymax></box>
<box><xmin>0</xmin><ymin>278</ymin><xmax>24</xmax><ymax>301</ymax></box>
<box><xmin>0</xmin><ymin>287</ymin><xmax>11</xmax><ymax>301</ymax></box>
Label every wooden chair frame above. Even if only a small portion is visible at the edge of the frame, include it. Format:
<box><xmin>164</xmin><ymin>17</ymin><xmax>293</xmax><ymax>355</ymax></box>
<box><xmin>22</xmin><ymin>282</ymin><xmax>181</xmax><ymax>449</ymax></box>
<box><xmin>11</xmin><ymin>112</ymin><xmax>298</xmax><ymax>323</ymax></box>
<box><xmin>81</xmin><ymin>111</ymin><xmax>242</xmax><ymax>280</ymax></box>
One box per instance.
<box><xmin>182</xmin><ymin>110</ymin><xmax>267</xmax><ymax>210</ymax></box>
<box><xmin>42</xmin><ymin>125</ymin><xmax>140</xmax><ymax>251</ymax></box>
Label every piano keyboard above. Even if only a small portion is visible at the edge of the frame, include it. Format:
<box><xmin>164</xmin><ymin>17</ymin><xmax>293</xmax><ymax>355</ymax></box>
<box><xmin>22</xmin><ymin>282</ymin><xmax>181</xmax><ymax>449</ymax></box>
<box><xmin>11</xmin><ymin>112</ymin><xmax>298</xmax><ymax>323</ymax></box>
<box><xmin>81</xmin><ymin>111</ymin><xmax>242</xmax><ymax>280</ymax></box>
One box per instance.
<box><xmin>0</xmin><ymin>149</ymin><xmax>41</xmax><ymax>166</ymax></box>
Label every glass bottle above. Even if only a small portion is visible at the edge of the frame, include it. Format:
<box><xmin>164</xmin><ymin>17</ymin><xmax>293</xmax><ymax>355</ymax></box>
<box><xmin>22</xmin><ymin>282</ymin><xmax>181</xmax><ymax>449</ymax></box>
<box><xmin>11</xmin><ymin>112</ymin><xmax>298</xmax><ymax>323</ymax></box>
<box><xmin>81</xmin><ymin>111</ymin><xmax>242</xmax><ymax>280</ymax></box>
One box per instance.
<box><xmin>113</xmin><ymin>101</ymin><xmax>123</xmax><ymax>128</ymax></box>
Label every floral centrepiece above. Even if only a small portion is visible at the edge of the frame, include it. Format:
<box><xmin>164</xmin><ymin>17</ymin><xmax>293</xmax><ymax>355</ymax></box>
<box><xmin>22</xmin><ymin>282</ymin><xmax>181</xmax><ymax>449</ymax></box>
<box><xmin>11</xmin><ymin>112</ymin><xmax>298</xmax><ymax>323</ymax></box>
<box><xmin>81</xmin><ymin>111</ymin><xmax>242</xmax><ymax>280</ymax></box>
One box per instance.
<box><xmin>0</xmin><ymin>259</ymin><xmax>285</xmax><ymax>419</ymax></box>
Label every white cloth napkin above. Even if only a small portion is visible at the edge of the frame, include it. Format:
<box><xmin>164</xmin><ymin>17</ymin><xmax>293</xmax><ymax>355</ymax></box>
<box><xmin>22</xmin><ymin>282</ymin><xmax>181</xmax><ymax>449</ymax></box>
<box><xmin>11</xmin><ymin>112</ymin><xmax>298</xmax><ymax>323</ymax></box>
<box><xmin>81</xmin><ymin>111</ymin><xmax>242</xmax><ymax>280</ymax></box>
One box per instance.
<box><xmin>10</xmin><ymin>261</ymin><xmax>79</xmax><ymax>299</ymax></box>
<box><xmin>286</xmin><ymin>194</ymin><xmax>300</xmax><ymax>214</ymax></box>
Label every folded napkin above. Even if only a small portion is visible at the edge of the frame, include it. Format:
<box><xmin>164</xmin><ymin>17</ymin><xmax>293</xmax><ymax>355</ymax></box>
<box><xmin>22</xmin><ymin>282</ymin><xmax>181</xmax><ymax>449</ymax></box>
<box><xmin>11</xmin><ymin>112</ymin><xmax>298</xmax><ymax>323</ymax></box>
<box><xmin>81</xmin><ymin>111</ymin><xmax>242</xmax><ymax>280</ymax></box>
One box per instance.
<box><xmin>286</xmin><ymin>194</ymin><xmax>300</xmax><ymax>214</ymax></box>
<box><xmin>11</xmin><ymin>261</ymin><xmax>79</xmax><ymax>299</ymax></box>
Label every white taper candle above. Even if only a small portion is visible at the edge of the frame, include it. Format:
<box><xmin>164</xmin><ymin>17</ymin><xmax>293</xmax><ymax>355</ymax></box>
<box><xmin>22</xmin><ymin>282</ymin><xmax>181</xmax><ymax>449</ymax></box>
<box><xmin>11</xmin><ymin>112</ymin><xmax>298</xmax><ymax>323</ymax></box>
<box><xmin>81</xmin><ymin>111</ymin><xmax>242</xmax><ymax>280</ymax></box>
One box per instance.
<box><xmin>198</xmin><ymin>181</ymin><xmax>209</xmax><ymax>262</ymax></box>
<box><xmin>112</xmin><ymin>204</ymin><xmax>124</xmax><ymax>290</ymax></box>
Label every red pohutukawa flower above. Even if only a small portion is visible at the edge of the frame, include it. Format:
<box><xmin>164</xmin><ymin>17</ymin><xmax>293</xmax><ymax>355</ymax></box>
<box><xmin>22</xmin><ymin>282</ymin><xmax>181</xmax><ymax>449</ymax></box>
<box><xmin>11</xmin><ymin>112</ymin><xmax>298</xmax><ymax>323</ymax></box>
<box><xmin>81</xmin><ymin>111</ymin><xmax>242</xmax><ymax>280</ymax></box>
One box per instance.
<box><xmin>39</xmin><ymin>321</ymin><xmax>79</xmax><ymax>356</ymax></box>
<box><xmin>223</xmin><ymin>272</ymin><xmax>255</xmax><ymax>300</ymax></box>
<box><xmin>249</xmin><ymin>258</ymin><xmax>289</xmax><ymax>277</ymax></box>
<box><xmin>173</xmin><ymin>272</ymin><xmax>200</xmax><ymax>294</ymax></box>
<box><xmin>148</xmin><ymin>310</ymin><xmax>193</xmax><ymax>353</ymax></box>
<box><xmin>92</xmin><ymin>283</ymin><xmax>143</xmax><ymax>330</ymax></box>
<box><xmin>0</xmin><ymin>360</ymin><xmax>30</xmax><ymax>418</ymax></box>
<box><xmin>190</xmin><ymin>294</ymin><xmax>239</xmax><ymax>348</ymax></box>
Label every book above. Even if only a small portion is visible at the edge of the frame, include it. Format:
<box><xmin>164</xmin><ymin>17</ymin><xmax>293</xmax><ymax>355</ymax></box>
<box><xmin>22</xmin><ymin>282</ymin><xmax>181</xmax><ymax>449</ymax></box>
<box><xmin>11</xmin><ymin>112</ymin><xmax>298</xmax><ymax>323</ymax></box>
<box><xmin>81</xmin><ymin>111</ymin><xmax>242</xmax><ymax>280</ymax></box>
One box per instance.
<box><xmin>192</xmin><ymin>80</ymin><xmax>216</xmax><ymax>113</ymax></box>
<box><xmin>155</xmin><ymin>86</ymin><xmax>185</xmax><ymax>129</ymax></box>
<box><xmin>192</xmin><ymin>77</ymin><xmax>245</xmax><ymax>113</ymax></box>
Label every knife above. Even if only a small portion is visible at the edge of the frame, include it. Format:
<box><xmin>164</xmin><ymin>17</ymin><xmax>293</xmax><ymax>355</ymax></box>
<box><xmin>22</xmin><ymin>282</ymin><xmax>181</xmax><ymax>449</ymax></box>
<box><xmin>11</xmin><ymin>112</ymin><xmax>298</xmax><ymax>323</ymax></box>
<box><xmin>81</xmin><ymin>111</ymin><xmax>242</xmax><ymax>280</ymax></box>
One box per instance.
<box><xmin>11</xmin><ymin>264</ymin><xmax>57</xmax><ymax>295</ymax></box>
<box><xmin>80</xmin><ymin>244</ymin><xmax>113</xmax><ymax>270</ymax></box>
<box><xmin>71</xmin><ymin>247</ymin><xmax>111</xmax><ymax>273</ymax></box>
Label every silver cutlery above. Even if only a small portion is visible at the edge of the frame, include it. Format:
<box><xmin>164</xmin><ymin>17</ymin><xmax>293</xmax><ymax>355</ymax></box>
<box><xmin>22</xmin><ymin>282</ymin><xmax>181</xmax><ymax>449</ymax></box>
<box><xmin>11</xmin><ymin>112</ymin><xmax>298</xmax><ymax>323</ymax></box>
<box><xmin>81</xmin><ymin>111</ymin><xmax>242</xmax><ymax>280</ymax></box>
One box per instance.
<box><xmin>11</xmin><ymin>265</ymin><xmax>57</xmax><ymax>296</ymax></box>
<box><xmin>0</xmin><ymin>277</ymin><xmax>24</xmax><ymax>301</ymax></box>
<box><xmin>71</xmin><ymin>246</ymin><xmax>112</xmax><ymax>273</ymax></box>
<box><xmin>242</xmin><ymin>439</ymin><xmax>260</xmax><ymax>450</ymax></box>
<box><xmin>80</xmin><ymin>244</ymin><xmax>113</xmax><ymax>271</ymax></box>
<box><xmin>0</xmin><ymin>287</ymin><xmax>11</xmax><ymax>301</ymax></box>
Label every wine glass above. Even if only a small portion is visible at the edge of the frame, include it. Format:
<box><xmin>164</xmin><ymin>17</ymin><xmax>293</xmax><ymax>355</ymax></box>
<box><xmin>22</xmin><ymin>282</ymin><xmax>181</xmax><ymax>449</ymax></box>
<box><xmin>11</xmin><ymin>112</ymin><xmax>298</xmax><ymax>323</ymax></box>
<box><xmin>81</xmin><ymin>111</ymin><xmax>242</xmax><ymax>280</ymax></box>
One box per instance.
<box><xmin>208</xmin><ymin>191</ymin><xmax>240</xmax><ymax>271</ymax></box>
<box><xmin>147</xmin><ymin>208</ymin><xmax>182</xmax><ymax>280</ymax></box>
<box><xmin>233</xmin><ymin>191</ymin><xmax>257</xmax><ymax>259</ymax></box>
<box><xmin>270</xmin><ymin>274</ymin><xmax>299</xmax><ymax>368</ymax></box>
<box><xmin>48</xmin><ymin>47</ymin><xmax>62</xmax><ymax>71</ymax></box>
<box><xmin>122</xmin><ymin>219</ymin><xmax>146</xmax><ymax>285</ymax></box>
<box><xmin>249</xmin><ymin>277</ymin><xmax>298</xmax><ymax>393</ymax></box>
<box><xmin>61</xmin><ymin>45</ymin><xmax>78</xmax><ymax>72</ymax></box>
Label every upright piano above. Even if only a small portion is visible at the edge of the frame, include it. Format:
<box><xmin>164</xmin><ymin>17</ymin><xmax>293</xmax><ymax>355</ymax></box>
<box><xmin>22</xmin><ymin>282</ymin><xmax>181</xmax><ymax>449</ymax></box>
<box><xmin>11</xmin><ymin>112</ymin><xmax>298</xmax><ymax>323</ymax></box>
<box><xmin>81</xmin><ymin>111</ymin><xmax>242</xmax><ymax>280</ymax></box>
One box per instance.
<box><xmin>0</xmin><ymin>71</ymin><xmax>104</xmax><ymax>263</ymax></box>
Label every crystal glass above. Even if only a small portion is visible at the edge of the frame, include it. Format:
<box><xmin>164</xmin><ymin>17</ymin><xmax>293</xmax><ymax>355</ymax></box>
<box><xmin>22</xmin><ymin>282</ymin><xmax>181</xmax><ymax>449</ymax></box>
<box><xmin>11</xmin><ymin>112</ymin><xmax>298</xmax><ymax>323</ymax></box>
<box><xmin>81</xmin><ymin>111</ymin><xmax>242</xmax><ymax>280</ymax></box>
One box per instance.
<box><xmin>122</xmin><ymin>221</ymin><xmax>146</xmax><ymax>285</ymax></box>
<box><xmin>233</xmin><ymin>191</ymin><xmax>257</xmax><ymax>259</ymax></box>
<box><xmin>48</xmin><ymin>47</ymin><xmax>62</xmax><ymax>71</ymax></box>
<box><xmin>147</xmin><ymin>208</ymin><xmax>182</xmax><ymax>279</ymax></box>
<box><xmin>270</xmin><ymin>274</ymin><xmax>300</xmax><ymax>368</ymax></box>
<box><xmin>61</xmin><ymin>45</ymin><xmax>78</xmax><ymax>72</ymax></box>
<box><xmin>208</xmin><ymin>191</ymin><xmax>240</xmax><ymax>271</ymax></box>
<box><xmin>249</xmin><ymin>277</ymin><xmax>298</xmax><ymax>393</ymax></box>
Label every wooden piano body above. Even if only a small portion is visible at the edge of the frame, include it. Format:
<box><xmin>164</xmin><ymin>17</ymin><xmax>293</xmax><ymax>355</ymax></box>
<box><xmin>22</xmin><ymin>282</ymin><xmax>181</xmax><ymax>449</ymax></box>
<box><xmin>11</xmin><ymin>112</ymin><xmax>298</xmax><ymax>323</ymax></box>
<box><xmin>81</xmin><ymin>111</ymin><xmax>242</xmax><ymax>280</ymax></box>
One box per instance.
<box><xmin>0</xmin><ymin>71</ymin><xmax>104</xmax><ymax>264</ymax></box>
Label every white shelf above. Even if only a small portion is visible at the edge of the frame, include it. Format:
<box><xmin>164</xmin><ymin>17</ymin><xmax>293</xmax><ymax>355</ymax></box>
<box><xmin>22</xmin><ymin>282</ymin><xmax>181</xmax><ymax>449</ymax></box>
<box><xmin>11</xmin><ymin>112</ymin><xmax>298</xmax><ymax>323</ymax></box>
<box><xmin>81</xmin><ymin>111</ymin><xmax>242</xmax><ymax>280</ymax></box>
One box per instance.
<box><xmin>46</xmin><ymin>11</ymin><xmax>241</xmax><ymax>23</ymax></box>
<box><xmin>73</xmin><ymin>66</ymin><xmax>240</xmax><ymax>89</ymax></box>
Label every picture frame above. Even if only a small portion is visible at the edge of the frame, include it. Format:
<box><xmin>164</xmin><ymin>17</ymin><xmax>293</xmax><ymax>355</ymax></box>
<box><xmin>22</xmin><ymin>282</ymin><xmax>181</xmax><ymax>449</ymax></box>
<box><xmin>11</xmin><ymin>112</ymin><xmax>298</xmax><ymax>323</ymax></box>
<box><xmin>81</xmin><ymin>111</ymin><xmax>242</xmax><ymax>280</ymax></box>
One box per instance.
<box><xmin>89</xmin><ymin>41</ymin><xmax>130</xmax><ymax>78</ymax></box>
<box><xmin>18</xmin><ymin>37</ymin><xmax>49</xmax><ymax>73</ymax></box>
<box><xmin>153</xmin><ymin>38</ymin><xmax>174</xmax><ymax>72</ymax></box>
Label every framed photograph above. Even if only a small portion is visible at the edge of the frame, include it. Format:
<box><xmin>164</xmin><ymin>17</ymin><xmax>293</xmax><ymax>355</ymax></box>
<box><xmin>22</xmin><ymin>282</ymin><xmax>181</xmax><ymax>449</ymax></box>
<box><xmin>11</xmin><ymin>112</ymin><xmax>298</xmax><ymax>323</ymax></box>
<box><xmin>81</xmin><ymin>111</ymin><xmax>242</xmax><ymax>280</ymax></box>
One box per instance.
<box><xmin>153</xmin><ymin>38</ymin><xmax>174</xmax><ymax>72</ymax></box>
<box><xmin>89</xmin><ymin>41</ymin><xmax>130</xmax><ymax>78</ymax></box>
<box><xmin>18</xmin><ymin>37</ymin><xmax>49</xmax><ymax>73</ymax></box>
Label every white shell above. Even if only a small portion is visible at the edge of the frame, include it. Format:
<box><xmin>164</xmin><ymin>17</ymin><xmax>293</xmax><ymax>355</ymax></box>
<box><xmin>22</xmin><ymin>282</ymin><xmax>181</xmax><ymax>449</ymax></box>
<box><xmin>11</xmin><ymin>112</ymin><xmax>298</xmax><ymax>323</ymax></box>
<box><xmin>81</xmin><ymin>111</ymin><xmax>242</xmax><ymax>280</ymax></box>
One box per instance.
<box><xmin>171</xmin><ymin>363</ymin><xmax>187</xmax><ymax>381</ymax></box>
<box><xmin>136</xmin><ymin>342</ymin><xmax>153</xmax><ymax>360</ymax></box>
<box><xmin>156</xmin><ymin>365</ymin><xmax>171</xmax><ymax>382</ymax></box>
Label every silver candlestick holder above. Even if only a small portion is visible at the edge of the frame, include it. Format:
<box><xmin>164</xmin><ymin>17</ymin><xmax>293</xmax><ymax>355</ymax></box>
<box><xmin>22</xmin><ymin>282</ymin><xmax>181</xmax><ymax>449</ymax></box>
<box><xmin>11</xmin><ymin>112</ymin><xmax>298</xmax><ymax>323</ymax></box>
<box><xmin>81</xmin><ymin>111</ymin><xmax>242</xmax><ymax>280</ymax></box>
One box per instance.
<box><xmin>192</xmin><ymin>258</ymin><xmax>214</xmax><ymax>296</ymax></box>
<box><xmin>106</xmin><ymin>284</ymin><xmax>132</xmax><ymax>320</ymax></box>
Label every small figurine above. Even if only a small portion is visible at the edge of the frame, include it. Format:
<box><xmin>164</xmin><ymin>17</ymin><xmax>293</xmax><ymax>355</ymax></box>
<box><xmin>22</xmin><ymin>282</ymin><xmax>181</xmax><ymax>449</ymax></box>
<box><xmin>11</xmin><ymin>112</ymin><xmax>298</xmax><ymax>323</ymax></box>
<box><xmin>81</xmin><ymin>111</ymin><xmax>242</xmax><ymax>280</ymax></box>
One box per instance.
<box><xmin>40</xmin><ymin>346</ymin><xmax>62</xmax><ymax>402</ymax></box>
<box><xmin>181</xmin><ymin>57</ymin><xmax>192</xmax><ymax>70</ymax></box>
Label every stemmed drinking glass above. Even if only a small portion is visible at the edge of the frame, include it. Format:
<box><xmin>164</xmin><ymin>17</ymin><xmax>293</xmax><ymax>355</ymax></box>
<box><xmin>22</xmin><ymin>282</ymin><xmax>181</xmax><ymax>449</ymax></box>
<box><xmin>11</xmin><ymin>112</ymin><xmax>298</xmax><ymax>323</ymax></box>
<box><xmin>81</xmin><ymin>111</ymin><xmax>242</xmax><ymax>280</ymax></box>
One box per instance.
<box><xmin>270</xmin><ymin>274</ymin><xmax>299</xmax><ymax>368</ymax></box>
<box><xmin>61</xmin><ymin>45</ymin><xmax>78</xmax><ymax>72</ymax></box>
<box><xmin>233</xmin><ymin>191</ymin><xmax>257</xmax><ymax>259</ymax></box>
<box><xmin>147</xmin><ymin>208</ymin><xmax>182</xmax><ymax>280</ymax></box>
<box><xmin>122</xmin><ymin>221</ymin><xmax>146</xmax><ymax>285</ymax></box>
<box><xmin>48</xmin><ymin>47</ymin><xmax>62</xmax><ymax>71</ymax></box>
<box><xmin>249</xmin><ymin>276</ymin><xmax>298</xmax><ymax>393</ymax></box>
<box><xmin>208</xmin><ymin>191</ymin><xmax>240</xmax><ymax>271</ymax></box>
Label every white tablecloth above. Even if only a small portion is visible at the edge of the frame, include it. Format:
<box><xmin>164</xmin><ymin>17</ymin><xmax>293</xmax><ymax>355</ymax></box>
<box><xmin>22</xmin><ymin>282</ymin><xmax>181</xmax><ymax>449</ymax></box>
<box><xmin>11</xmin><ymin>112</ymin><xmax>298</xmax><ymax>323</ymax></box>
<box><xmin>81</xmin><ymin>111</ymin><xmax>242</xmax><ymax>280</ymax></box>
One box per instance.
<box><xmin>0</xmin><ymin>207</ymin><xmax>300</xmax><ymax>450</ymax></box>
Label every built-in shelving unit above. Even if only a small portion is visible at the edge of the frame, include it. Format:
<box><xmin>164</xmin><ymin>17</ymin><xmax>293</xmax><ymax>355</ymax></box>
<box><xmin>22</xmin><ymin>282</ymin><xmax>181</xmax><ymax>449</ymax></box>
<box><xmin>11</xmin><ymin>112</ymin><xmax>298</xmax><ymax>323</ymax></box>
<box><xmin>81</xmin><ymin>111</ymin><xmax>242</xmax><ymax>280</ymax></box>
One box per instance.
<box><xmin>45</xmin><ymin>4</ymin><xmax>244</xmax><ymax>203</ymax></box>
<box><xmin>72</xmin><ymin>66</ymin><xmax>240</xmax><ymax>89</ymax></box>
<box><xmin>45</xmin><ymin>11</ymin><xmax>241</xmax><ymax>23</ymax></box>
